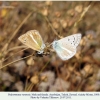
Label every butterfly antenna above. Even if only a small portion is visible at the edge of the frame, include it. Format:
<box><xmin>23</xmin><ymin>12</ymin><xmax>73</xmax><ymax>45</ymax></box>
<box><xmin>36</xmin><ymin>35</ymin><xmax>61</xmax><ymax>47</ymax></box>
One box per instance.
<box><xmin>48</xmin><ymin>43</ymin><xmax>52</xmax><ymax>47</ymax></box>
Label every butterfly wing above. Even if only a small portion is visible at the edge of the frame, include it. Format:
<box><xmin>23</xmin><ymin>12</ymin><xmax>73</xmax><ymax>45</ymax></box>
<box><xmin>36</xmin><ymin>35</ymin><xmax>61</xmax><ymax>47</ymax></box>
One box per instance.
<box><xmin>58</xmin><ymin>33</ymin><xmax>81</xmax><ymax>47</ymax></box>
<box><xmin>52</xmin><ymin>33</ymin><xmax>81</xmax><ymax>60</ymax></box>
<box><xmin>52</xmin><ymin>41</ymin><xmax>76</xmax><ymax>60</ymax></box>
<box><xmin>58</xmin><ymin>33</ymin><xmax>81</xmax><ymax>48</ymax></box>
<box><xmin>18</xmin><ymin>30</ymin><xmax>45</xmax><ymax>51</ymax></box>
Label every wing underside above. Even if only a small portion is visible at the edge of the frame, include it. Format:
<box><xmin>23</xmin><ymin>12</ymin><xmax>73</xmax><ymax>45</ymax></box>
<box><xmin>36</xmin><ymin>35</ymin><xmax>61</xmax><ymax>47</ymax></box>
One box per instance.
<box><xmin>18</xmin><ymin>30</ymin><xmax>45</xmax><ymax>51</ymax></box>
<box><xmin>56</xmin><ymin>45</ymin><xmax>76</xmax><ymax>60</ymax></box>
<box><xmin>58</xmin><ymin>33</ymin><xmax>81</xmax><ymax>47</ymax></box>
<box><xmin>53</xmin><ymin>34</ymin><xmax>81</xmax><ymax>60</ymax></box>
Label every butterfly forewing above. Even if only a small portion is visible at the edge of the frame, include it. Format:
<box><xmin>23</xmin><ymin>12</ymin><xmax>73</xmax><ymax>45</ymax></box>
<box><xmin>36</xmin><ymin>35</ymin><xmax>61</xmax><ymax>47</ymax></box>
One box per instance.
<box><xmin>29</xmin><ymin>30</ymin><xmax>43</xmax><ymax>47</ymax></box>
<box><xmin>18</xmin><ymin>30</ymin><xmax>45</xmax><ymax>51</ymax></box>
<box><xmin>58</xmin><ymin>34</ymin><xmax>81</xmax><ymax>48</ymax></box>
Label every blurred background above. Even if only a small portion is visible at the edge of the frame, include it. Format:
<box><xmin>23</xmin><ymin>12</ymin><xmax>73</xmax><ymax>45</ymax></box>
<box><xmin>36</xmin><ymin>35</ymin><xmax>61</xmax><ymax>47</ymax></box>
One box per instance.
<box><xmin>0</xmin><ymin>1</ymin><xmax>100</xmax><ymax>91</ymax></box>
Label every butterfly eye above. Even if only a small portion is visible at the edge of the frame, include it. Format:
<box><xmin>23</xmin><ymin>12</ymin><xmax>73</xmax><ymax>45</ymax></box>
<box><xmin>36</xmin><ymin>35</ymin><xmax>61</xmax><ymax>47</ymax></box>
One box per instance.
<box><xmin>55</xmin><ymin>41</ymin><xmax>58</xmax><ymax>45</ymax></box>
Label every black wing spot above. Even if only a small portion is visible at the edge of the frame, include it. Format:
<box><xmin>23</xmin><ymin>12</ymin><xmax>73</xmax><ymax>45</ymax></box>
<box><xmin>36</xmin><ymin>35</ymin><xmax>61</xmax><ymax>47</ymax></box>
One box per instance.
<box><xmin>74</xmin><ymin>37</ymin><xmax>75</xmax><ymax>40</ymax></box>
<box><xmin>24</xmin><ymin>39</ymin><xmax>26</xmax><ymax>43</ymax></box>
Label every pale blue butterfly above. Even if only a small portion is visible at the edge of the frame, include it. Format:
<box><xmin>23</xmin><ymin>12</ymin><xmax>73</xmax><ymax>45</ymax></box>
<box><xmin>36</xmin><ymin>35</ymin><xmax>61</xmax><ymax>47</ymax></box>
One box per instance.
<box><xmin>52</xmin><ymin>34</ymin><xmax>81</xmax><ymax>60</ymax></box>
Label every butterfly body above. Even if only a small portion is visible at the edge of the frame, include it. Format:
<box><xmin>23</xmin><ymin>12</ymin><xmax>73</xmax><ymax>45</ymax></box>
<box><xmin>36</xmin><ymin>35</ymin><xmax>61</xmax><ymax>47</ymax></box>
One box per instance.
<box><xmin>52</xmin><ymin>34</ymin><xmax>81</xmax><ymax>60</ymax></box>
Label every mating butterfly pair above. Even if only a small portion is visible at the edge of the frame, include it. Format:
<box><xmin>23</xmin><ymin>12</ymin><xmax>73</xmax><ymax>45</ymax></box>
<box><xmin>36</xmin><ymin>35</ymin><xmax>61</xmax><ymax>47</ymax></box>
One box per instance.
<box><xmin>18</xmin><ymin>30</ymin><xmax>81</xmax><ymax>60</ymax></box>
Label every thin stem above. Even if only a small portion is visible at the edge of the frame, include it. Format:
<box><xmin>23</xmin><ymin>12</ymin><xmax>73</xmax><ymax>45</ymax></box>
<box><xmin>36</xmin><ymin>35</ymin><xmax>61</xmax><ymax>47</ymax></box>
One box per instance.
<box><xmin>45</xmin><ymin>17</ymin><xmax>63</xmax><ymax>39</ymax></box>
<box><xmin>0</xmin><ymin>54</ymin><xmax>33</xmax><ymax>70</ymax></box>
<box><xmin>38</xmin><ymin>58</ymin><xmax>51</xmax><ymax>75</ymax></box>
<box><xmin>2</xmin><ymin>47</ymin><xmax>29</xmax><ymax>63</ymax></box>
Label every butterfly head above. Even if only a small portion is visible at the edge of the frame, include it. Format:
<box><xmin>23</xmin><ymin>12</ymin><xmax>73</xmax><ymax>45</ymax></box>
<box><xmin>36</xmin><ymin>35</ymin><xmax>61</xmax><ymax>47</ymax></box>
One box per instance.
<box><xmin>52</xmin><ymin>40</ymin><xmax>61</xmax><ymax>51</ymax></box>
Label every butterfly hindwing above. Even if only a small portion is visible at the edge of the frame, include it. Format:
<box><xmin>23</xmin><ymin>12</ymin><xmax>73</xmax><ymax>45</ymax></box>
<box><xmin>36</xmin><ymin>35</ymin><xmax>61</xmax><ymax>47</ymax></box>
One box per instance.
<box><xmin>56</xmin><ymin>45</ymin><xmax>76</xmax><ymax>60</ymax></box>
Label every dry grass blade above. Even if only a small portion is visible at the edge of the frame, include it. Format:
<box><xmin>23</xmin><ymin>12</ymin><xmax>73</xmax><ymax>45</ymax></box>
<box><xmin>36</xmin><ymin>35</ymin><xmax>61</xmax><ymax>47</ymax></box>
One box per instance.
<box><xmin>0</xmin><ymin>54</ymin><xmax>33</xmax><ymax>70</ymax></box>
<box><xmin>45</xmin><ymin>17</ymin><xmax>63</xmax><ymax>39</ymax></box>
<box><xmin>2</xmin><ymin>47</ymin><xmax>29</xmax><ymax>63</ymax></box>
<box><xmin>25</xmin><ymin>83</ymin><xmax>34</xmax><ymax>91</ymax></box>
<box><xmin>38</xmin><ymin>59</ymin><xmax>51</xmax><ymax>75</ymax></box>
<box><xmin>74</xmin><ymin>3</ymin><xmax>92</xmax><ymax>27</ymax></box>
<box><xmin>67</xmin><ymin>2</ymin><xmax>93</xmax><ymax>35</ymax></box>
<box><xmin>7</xmin><ymin>46</ymin><xmax>28</xmax><ymax>52</ymax></box>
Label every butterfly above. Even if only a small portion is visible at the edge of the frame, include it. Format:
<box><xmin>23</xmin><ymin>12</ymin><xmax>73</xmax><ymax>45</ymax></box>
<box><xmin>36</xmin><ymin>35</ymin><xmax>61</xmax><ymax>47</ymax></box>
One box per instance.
<box><xmin>52</xmin><ymin>34</ymin><xmax>81</xmax><ymax>60</ymax></box>
<box><xmin>18</xmin><ymin>30</ymin><xmax>45</xmax><ymax>54</ymax></box>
